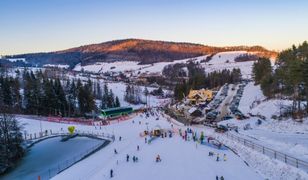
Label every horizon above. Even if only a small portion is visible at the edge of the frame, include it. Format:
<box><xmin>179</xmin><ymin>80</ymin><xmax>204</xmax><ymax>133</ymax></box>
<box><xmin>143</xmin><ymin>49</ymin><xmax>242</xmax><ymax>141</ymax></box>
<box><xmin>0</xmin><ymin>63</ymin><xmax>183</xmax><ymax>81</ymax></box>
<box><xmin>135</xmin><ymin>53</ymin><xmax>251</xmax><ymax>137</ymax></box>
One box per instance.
<box><xmin>1</xmin><ymin>0</ymin><xmax>308</xmax><ymax>55</ymax></box>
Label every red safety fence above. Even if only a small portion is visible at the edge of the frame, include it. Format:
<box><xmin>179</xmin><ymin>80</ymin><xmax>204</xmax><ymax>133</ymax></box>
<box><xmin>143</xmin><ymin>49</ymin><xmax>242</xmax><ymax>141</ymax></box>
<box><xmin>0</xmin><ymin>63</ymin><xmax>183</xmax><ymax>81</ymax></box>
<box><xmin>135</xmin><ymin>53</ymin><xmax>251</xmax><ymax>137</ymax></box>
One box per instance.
<box><xmin>47</xmin><ymin>116</ymin><xmax>94</xmax><ymax>126</ymax></box>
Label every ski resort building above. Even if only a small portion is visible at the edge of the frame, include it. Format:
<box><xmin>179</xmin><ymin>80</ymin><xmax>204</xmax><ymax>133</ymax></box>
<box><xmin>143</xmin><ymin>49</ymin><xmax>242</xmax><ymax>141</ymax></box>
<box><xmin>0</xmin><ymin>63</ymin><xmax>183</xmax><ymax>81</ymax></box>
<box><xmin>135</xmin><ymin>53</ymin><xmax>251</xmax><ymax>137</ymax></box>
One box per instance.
<box><xmin>101</xmin><ymin>107</ymin><xmax>133</xmax><ymax>119</ymax></box>
<box><xmin>187</xmin><ymin>89</ymin><xmax>213</xmax><ymax>104</ymax></box>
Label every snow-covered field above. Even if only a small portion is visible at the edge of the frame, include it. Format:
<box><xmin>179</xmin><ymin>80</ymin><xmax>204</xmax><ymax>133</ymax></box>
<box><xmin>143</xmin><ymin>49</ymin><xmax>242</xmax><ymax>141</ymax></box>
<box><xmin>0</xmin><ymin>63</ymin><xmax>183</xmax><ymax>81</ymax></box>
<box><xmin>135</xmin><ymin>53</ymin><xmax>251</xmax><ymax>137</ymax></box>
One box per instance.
<box><xmin>43</xmin><ymin>64</ymin><xmax>70</xmax><ymax>69</ymax></box>
<box><xmin>73</xmin><ymin>51</ymin><xmax>256</xmax><ymax>79</ymax></box>
<box><xmin>15</xmin><ymin>110</ymin><xmax>308</xmax><ymax>180</ymax></box>
<box><xmin>73</xmin><ymin>56</ymin><xmax>208</xmax><ymax>75</ymax></box>
<box><xmin>17</xmin><ymin>114</ymin><xmax>262</xmax><ymax>180</ymax></box>
<box><xmin>202</xmin><ymin>51</ymin><xmax>256</xmax><ymax>79</ymax></box>
<box><xmin>220</xmin><ymin>82</ymin><xmax>308</xmax><ymax>165</ymax></box>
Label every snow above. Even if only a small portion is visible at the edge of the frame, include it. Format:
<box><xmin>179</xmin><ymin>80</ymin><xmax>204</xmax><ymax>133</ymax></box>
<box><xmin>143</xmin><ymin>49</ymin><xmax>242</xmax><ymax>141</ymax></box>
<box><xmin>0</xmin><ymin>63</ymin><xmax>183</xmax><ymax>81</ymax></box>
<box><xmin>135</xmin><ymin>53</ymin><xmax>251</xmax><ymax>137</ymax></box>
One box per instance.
<box><xmin>73</xmin><ymin>52</ymin><xmax>257</xmax><ymax>79</ymax></box>
<box><xmin>43</xmin><ymin>64</ymin><xmax>70</xmax><ymax>69</ymax></box>
<box><xmin>73</xmin><ymin>56</ymin><xmax>208</xmax><ymax>75</ymax></box>
<box><xmin>5</xmin><ymin>58</ymin><xmax>27</xmax><ymax>63</ymax></box>
<box><xmin>238</xmin><ymin>82</ymin><xmax>266</xmax><ymax>114</ymax></box>
<box><xmin>202</xmin><ymin>51</ymin><xmax>256</xmax><ymax>79</ymax></box>
<box><xmin>17</xmin><ymin>114</ymin><xmax>263</xmax><ymax>180</ymax></box>
<box><xmin>219</xmin><ymin>81</ymin><xmax>308</xmax><ymax>168</ymax></box>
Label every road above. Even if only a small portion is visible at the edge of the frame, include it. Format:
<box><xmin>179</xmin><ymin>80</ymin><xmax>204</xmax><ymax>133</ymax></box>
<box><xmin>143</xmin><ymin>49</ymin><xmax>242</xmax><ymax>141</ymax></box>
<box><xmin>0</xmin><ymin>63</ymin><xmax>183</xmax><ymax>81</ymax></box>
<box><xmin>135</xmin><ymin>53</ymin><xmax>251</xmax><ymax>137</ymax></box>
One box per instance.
<box><xmin>217</xmin><ymin>84</ymin><xmax>238</xmax><ymax>120</ymax></box>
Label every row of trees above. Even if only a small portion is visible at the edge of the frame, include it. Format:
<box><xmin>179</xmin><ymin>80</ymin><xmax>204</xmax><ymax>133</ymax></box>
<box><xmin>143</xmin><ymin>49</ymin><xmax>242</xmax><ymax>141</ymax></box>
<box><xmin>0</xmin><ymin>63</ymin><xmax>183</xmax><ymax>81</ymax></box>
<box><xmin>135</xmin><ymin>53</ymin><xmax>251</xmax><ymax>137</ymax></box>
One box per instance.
<box><xmin>124</xmin><ymin>85</ymin><xmax>143</xmax><ymax>104</ymax></box>
<box><xmin>0</xmin><ymin>69</ymin><xmax>121</xmax><ymax>117</ymax></box>
<box><xmin>253</xmin><ymin>41</ymin><xmax>308</xmax><ymax>118</ymax></box>
<box><xmin>0</xmin><ymin>113</ymin><xmax>23</xmax><ymax>174</ymax></box>
<box><xmin>174</xmin><ymin>62</ymin><xmax>242</xmax><ymax>100</ymax></box>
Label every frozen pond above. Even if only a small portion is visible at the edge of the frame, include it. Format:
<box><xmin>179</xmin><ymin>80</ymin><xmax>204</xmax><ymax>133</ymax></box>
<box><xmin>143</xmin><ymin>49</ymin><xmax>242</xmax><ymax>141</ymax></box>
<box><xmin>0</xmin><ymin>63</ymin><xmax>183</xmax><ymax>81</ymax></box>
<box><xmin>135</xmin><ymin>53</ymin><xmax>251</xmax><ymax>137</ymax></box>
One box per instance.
<box><xmin>1</xmin><ymin>136</ymin><xmax>105</xmax><ymax>180</ymax></box>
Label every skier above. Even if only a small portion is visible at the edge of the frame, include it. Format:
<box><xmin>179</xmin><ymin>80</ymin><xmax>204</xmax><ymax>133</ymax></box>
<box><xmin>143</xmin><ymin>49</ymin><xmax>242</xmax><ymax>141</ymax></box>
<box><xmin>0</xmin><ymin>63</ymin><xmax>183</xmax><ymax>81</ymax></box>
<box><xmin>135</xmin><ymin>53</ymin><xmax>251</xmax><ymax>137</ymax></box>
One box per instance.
<box><xmin>126</xmin><ymin>154</ymin><xmax>129</xmax><ymax>162</ymax></box>
<box><xmin>110</xmin><ymin>169</ymin><xmax>113</xmax><ymax>178</ymax></box>
<box><xmin>223</xmin><ymin>154</ymin><xmax>227</xmax><ymax>161</ymax></box>
<box><xmin>216</xmin><ymin>175</ymin><xmax>219</xmax><ymax>180</ymax></box>
<box><xmin>156</xmin><ymin>154</ymin><xmax>161</xmax><ymax>162</ymax></box>
<box><xmin>119</xmin><ymin>136</ymin><xmax>122</xmax><ymax>141</ymax></box>
<box><xmin>220</xmin><ymin>176</ymin><xmax>224</xmax><ymax>180</ymax></box>
<box><xmin>114</xmin><ymin>149</ymin><xmax>118</xmax><ymax>154</ymax></box>
<box><xmin>145</xmin><ymin>137</ymin><xmax>147</xmax><ymax>144</ymax></box>
<box><xmin>133</xmin><ymin>156</ymin><xmax>136</xmax><ymax>162</ymax></box>
<box><xmin>216</xmin><ymin>153</ymin><xmax>220</xmax><ymax>161</ymax></box>
<box><xmin>137</xmin><ymin>145</ymin><xmax>140</xmax><ymax>151</ymax></box>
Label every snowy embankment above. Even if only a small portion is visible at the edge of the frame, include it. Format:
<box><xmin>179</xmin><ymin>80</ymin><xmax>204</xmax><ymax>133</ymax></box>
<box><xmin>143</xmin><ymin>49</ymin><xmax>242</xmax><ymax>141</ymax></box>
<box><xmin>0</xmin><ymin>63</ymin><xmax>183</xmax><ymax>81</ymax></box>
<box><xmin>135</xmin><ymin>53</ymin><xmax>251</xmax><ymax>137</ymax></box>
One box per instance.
<box><xmin>210</xmin><ymin>131</ymin><xmax>308</xmax><ymax>180</ymax></box>
<box><xmin>18</xmin><ymin>114</ymin><xmax>262</xmax><ymax>180</ymax></box>
<box><xmin>43</xmin><ymin>64</ymin><xmax>70</xmax><ymax>69</ymax></box>
<box><xmin>203</xmin><ymin>51</ymin><xmax>256</xmax><ymax>79</ymax></box>
<box><xmin>73</xmin><ymin>56</ymin><xmax>208</xmax><ymax>75</ymax></box>
<box><xmin>73</xmin><ymin>51</ymin><xmax>256</xmax><ymax>79</ymax></box>
<box><xmin>221</xmin><ymin>82</ymin><xmax>308</xmax><ymax>164</ymax></box>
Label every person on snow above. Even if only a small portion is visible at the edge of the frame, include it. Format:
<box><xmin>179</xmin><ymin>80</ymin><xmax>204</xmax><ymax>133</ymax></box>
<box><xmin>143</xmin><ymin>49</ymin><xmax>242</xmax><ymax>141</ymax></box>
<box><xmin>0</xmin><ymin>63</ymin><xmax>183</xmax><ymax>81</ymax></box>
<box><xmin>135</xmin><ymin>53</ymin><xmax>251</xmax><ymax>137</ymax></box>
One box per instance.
<box><xmin>126</xmin><ymin>154</ymin><xmax>129</xmax><ymax>162</ymax></box>
<box><xmin>133</xmin><ymin>156</ymin><xmax>136</xmax><ymax>162</ymax></box>
<box><xmin>119</xmin><ymin>136</ymin><xmax>122</xmax><ymax>141</ymax></box>
<box><xmin>145</xmin><ymin>137</ymin><xmax>147</xmax><ymax>144</ymax></box>
<box><xmin>216</xmin><ymin>153</ymin><xmax>220</xmax><ymax>161</ymax></box>
<box><xmin>156</xmin><ymin>154</ymin><xmax>161</xmax><ymax>162</ymax></box>
<box><xmin>137</xmin><ymin>145</ymin><xmax>140</xmax><ymax>151</ymax></box>
<box><xmin>209</xmin><ymin>151</ymin><xmax>214</xmax><ymax>156</ymax></box>
<box><xmin>216</xmin><ymin>175</ymin><xmax>219</xmax><ymax>180</ymax></box>
<box><xmin>110</xmin><ymin>169</ymin><xmax>113</xmax><ymax>178</ymax></box>
<box><xmin>223</xmin><ymin>154</ymin><xmax>227</xmax><ymax>161</ymax></box>
<box><xmin>220</xmin><ymin>176</ymin><xmax>224</xmax><ymax>180</ymax></box>
<box><xmin>114</xmin><ymin>149</ymin><xmax>118</xmax><ymax>154</ymax></box>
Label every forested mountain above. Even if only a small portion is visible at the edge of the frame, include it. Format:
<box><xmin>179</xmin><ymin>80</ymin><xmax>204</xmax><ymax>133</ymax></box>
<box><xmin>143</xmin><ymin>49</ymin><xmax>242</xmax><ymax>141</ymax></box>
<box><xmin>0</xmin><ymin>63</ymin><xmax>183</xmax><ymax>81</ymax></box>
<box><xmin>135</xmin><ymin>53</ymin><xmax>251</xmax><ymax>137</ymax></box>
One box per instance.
<box><xmin>4</xmin><ymin>39</ymin><xmax>277</xmax><ymax>68</ymax></box>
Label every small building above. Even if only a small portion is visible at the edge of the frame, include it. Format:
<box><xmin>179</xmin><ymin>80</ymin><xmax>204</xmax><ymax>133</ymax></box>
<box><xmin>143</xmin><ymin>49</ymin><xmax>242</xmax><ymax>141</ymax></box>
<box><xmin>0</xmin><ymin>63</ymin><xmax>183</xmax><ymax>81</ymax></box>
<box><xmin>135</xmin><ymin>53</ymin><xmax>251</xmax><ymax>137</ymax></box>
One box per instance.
<box><xmin>187</xmin><ymin>89</ymin><xmax>213</xmax><ymax>104</ymax></box>
<box><xmin>101</xmin><ymin>107</ymin><xmax>133</xmax><ymax>119</ymax></box>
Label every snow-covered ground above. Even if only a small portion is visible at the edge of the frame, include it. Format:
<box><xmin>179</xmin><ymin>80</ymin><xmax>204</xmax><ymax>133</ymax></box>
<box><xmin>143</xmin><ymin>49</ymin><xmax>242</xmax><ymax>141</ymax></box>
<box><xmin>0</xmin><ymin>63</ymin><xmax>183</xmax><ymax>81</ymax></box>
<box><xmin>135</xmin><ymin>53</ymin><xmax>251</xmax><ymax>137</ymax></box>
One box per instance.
<box><xmin>43</xmin><ymin>64</ymin><xmax>70</xmax><ymax>69</ymax></box>
<box><xmin>73</xmin><ymin>51</ymin><xmax>256</xmax><ymax>79</ymax></box>
<box><xmin>17</xmin><ymin>114</ymin><xmax>262</xmax><ymax>180</ymax></box>
<box><xmin>202</xmin><ymin>51</ymin><xmax>256</xmax><ymax>79</ymax></box>
<box><xmin>238</xmin><ymin>82</ymin><xmax>266</xmax><ymax>115</ymax></box>
<box><xmin>15</xmin><ymin>110</ymin><xmax>308</xmax><ymax>180</ymax></box>
<box><xmin>73</xmin><ymin>56</ymin><xmax>208</xmax><ymax>75</ymax></box>
<box><xmin>220</xmin><ymin>82</ymin><xmax>308</xmax><ymax>165</ymax></box>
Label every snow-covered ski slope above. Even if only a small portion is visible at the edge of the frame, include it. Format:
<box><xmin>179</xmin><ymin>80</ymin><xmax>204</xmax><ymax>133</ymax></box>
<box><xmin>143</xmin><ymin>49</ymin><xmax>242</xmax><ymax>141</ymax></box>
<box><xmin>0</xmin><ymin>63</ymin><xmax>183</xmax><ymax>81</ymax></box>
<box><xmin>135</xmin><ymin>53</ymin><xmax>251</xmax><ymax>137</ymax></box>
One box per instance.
<box><xmin>18</xmin><ymin>114</ymin><xmax>263</xmax><ymax>180</ymax></box>
<box><xmin>73</xmin><ymin>51</ymin><xmax>257</xmax><ymax>79</ymax></box>
<box><xmin>73</xmin><ymin>55</ymin><xmax>208</xmax><ymax>75</ymax></box>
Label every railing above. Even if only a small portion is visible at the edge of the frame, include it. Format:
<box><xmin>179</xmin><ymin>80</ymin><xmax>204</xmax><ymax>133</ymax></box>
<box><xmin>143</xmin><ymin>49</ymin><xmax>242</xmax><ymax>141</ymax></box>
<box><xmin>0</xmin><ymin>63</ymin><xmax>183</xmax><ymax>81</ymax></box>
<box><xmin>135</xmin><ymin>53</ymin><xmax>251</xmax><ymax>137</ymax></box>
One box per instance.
<box><xmin>23</xmin><ymin>130</ymin><xmax>115</xmax><ymax>142</ymax></box>
<box><xmin>22</xmin><ymin>130</ymin><xmax>113</xmax><ymax>180</ymax></box>
<box><xmin>225</xmin><ymin>132</ymin><xmax>308</xmax><ymax>172</ymax></box>
<box><xmin>38</xmin><ymin>141</ymin><xmax>105</xmax><ymax>180</ymax></box>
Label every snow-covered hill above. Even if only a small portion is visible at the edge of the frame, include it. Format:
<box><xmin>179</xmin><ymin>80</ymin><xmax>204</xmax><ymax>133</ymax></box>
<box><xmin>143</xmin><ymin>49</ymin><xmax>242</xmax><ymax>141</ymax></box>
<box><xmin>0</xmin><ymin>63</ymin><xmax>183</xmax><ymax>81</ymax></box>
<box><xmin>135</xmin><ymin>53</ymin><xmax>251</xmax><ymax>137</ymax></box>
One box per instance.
<box><xmin>74</xmin><ymin>51</ymin><xmax>258</xmax><ymax>79</ymax></box>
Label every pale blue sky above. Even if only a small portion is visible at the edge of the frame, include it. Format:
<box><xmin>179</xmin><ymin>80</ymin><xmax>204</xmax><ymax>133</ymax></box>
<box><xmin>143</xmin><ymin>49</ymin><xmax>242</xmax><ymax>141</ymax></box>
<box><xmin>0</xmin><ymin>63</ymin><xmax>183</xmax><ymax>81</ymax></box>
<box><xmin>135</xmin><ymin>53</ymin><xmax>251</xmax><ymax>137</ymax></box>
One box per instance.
<box><xmin>0</xmin><ymin>0</ymin><xmax>307</xmax><ymax>55</ymax></box>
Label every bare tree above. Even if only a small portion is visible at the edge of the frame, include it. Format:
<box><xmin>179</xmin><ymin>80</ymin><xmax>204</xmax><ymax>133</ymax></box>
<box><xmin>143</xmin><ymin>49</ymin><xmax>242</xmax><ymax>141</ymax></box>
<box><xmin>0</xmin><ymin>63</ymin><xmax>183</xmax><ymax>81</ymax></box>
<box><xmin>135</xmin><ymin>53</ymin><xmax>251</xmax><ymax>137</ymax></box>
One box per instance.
<box><xmin>0</xmin><ymin>113</ymin><xmax>24</xmax><ymax>174</ymax></box>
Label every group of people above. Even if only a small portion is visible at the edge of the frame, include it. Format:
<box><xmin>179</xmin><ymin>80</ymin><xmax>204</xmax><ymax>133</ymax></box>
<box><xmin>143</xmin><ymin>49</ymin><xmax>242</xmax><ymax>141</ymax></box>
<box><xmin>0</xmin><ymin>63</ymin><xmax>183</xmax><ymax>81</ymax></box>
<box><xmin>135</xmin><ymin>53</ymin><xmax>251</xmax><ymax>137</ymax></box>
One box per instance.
<box><xmin>216</xmin><ymin>175</ymin><xmax>224</xmax><ymax>180</ymax></box>
<box><xmin>209</xmin><ymin>151</ymin><xmax>227</xmax><ymax>162</ymax></box>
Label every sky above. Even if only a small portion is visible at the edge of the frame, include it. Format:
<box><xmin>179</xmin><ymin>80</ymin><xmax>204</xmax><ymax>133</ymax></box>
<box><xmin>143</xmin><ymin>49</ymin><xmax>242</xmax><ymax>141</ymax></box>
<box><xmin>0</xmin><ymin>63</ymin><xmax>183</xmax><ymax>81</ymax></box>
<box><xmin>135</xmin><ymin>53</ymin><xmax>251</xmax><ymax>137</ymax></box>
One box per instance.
<box><xmin>0</xmin><ymin>0</ymin><xmax>308</xmax><ymax>55</ymax></box>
